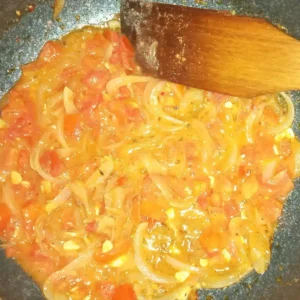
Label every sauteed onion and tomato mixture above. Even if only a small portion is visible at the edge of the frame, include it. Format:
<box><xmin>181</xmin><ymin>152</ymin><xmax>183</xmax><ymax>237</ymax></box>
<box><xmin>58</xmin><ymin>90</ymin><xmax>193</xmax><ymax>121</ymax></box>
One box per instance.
<box><xmin>0</xmin><ymin>25</ymin><xmax>299</xmax><ymax>300</ymax></box>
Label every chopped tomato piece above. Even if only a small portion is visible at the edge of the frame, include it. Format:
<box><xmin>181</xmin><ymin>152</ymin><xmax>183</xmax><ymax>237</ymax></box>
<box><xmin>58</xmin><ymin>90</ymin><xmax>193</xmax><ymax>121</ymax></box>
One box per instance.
<box><xmin>39</xmin><ymin>41</ymin><xmax>62</xmax><ymax>63</ymax></box>
<box><xmin>0</xmin><ymin>148</ymin><xmax>19</xmax><ymax>173</ymax></box>
<box><xmin>18</xmin><ymin>149</ymin><xmax>30</xmax><ymax>167</ymax></box>
<box><xmin>23</xmin><ymin>202</ymin><xmax>44</xmax><ymax>226</ymax></box>
<box><xmin>142</xmin><ymin>216</ymin><xmax>163</xmax><ymax>230</ymax></box>
<box><xmin>5</xmin><ymin>246</ymin><xmax>16</xmax><ymax>258</ymax></box>
<box><xmin>94</xmin><ymin>239</ymin><xmax>132</xmax><ymax>264</ymax></box>
<box><xmin>119</xmin><ymin>86</ymin><xmax>131</xmax><ymax>100</ymax></box>
<box><xmin>197</xmin><ymin>194</ymin><xmax>209</xmax><ymax>210</ymax></box>
<box><xmin>200</xmin><ymin>228</ymin><xmax>227</xmax><ymax>254</ymax></box>
<box><xmin>106</xmin><ymin>100</ymin><xmax>127</xmax><ymax>124</ymax></box>
<box><xmin>82</xmin><ymin>70</ymin><xmax>110</xmax><ymax>90</ymax></box>
<box><xmin>126</xmin><ymin>106</ymin><xmax>143</xmax><ymax>123</ymax></box>
<box><xmin>117</xmin><ymin>176</ymin><xmax>127</xmax><ymax>186</ymax></box>
<box><xmin>85</xmin><ymin>220</ymin><xmax>97</xmax><ymax>233</ymax></box>
<box><xmin>112</xmin><ymin>284</ymin><xmax>137</xmax><ymax>300</ymax></box>
<box><xmin>60</xmin><ymin>66</ymin><xmax>78</xmax><ymax>82</ymax></box>
<box><xmin>64</xmin><ymin>113</ymin><xmax>81</xmax><ymax>136</ymax></box>
<box><xmin>0</xmin><ymin>203</ymin><xmax>11</xmax><ymax>233</ymax></box>
<box><xmin>40</xmin><ymin>150</ymin><xmax>64</xmax><ymax>177</ymax></box>
<box><xmin>78</xmin><ymin>93</ymin><xmax>103</xmax><ymax>113</ymax></box>
<box><xmin>196</xmin><ymin>186</ymin><xmax>211</xmax><ymax>210</ymax></box>
<box><xmin>224</xmin><ymin>200</ymin><xmax>239</xmax><ymax>219</ymax></box>
<box><xmin>278</xmin><ymin>138</ymin><xmax>292</xmax><ymax>157</ymax></box>
<box><xmin>96</xmin><ymin>281</ymin><xmax>116</xmax><ymax>300</ymax></box>
<box><xmin>121</xmin><ymin>52</ymin><xmax>135</xmax><ymax>72</ymax></box>
<box><xmin>7</xmin><ymin>115</ymin><xmax>35</xmax><ymax>140</ymax></box>
<box><xmin>131</xmin><ymin>197</ymin><xmax>141</xmax><ymax>225</ymax></box>
<box><xmin>263</xmin><ymin>106</ymin><xmax>280</xmax><ymax>126</ymax></box>
<box><xmin>119</xmin><ymin>35</ymin><xmax>134</xmax><ymax>55</ymax></box>
<box><xmin>86</xmin><ymin>33</ymin><xmax>110</xmax><ymax>56</ymax></box>
<box><xmin>103</xmin><ymin>29</ymin><xmax>119</xmax><ymax>44</ymax></box>
<box><xmin>259</xmin><ymin>198</ymin><xmax>283</xmax><ymax>223</ymax></box>
<box><xmin>30</xmin><ymin>243</ymin><xmax>48</xmax><ymax>260</ymax></box>
<box><xmin>264</xmin><ymin>170</ymin><xmax>294</xmax><ymax>197</ymax></box>
<box><xmin>140</xmin><ymin>199</ymin><xmax>167</xmax><ymax>223</ymax></box>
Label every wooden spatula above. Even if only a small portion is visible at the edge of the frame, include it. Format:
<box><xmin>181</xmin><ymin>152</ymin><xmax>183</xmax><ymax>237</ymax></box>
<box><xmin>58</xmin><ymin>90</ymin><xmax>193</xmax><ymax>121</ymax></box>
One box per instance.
<box><xmin>120</xmin><ymin>0</ymin><xmax>300</xmax><ymax>98</ymax></box>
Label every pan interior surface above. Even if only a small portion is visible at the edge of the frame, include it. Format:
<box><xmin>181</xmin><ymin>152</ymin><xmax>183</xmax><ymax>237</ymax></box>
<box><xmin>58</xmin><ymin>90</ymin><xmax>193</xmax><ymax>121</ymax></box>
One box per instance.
<box><xmin>0</xmin><ymin>1</ymin><xmax>300</xmax><ymax>299</ymax></box>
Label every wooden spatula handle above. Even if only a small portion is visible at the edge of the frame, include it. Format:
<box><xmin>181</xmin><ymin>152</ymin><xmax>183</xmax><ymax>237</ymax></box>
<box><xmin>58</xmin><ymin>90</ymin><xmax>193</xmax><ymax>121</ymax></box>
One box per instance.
<box><xmin>121</xmin><ymin>0</ymin><xmax>300</xmax><ymax>97</ymax></box>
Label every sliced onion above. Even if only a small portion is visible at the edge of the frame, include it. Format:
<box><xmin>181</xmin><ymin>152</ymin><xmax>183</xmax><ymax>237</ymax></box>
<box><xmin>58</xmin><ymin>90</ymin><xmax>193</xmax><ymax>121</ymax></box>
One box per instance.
<box><xmin>46</xmin><ymin>186</ymin><xmax>71</xmax><ymax>213</ymax></box>
<box><xmin>159</xmin><ymin>124</ymin><xmax>186</xmax><ymax>132</ymax></box>
<box><xmin>108</xmin><ymin>19</ymin><xmax>121</xmax><ymax>29</ymax></box>
<box><xmin>222</xmin><ymin>143</ymin><xmax>238</xmax><ymax>172</ymax></box>
<box><xmin>134</xmin><ymin>223</ymin><xmax>178</xmax><ymax>284</ymax></box>
<box><xmin>245</xmin><ymin>103</ymin><xmax>265</xmax><ymax>144</ymax></box>
<box><xmin>191</xmin><ymin>120</ymin><xmax>215</xmax><ymax>151</ymax></box>
<box><xmin>102</xmin><ymin>140</ymin><xmax>125</xmax><ymax>150</ymax></box>
<box><xmin>56</xmin><ymin>147</ymin><xmax>76</xmax><ymax>158</ymax></box>
<box><xmin>143</xmin><ymin>80</ymin><xmax>186</xmax><ymax>125</ymax></box>
<box><xmin>141</xmin><ymin>155</ymin><xmax>168</xmax><ymax>175</ymax></box>
<box><xmin>30</xmin><ymin>132</ymin><xmax>68</xmax><ymax>184</ymax></box>
<box><xmin>70</xmin><ymin>181</ymin><xmax>91</xmax><ymax>215</ymax></box>
<box><xmin>106</xmin><ymin>76</ymin><xmax>151</xmax><ymax>96</ymax></box>
<box><xmin>56</xmin><ymin>116</ymin><xmax>69</xmax><ymax>148</ymax></box>
<box><xmin>2</xmin><ymin>184</ymin><xmax>22</xmax><ymax>222</ymax></box>
<box><xmin>162</xmin><ymin>115</ymin><xmax>186</xmax><ymax>125</ymax></box>
<box><xmin>165</xmin><ymin>255</ymin><xmax>204</xmax><ymax>274</ymax></box>
<box><xmin>53</xmin><ymin>0</ymin><xmax>65</xmax><ymax>20</ymax></box>
<box><xmin>155</xmin><ymin>285</ymin><xmax>192</xmax><ymax>300</ymax></box>
<box><xmin>201</xmin><ymin>265</ymin><xmax>252</xmax><ymax>288</ymax></box>
<box><xmin>43</xmin><ymin>243</ymin><xmax>97</xmax><ymax>298</ymax></box>
<box><xmin>63</xmin><ymin>86</ymin><xmax>78</xmax><ymax>115</ymax></box>
<box><xmin>34</xmin><ymin>214</ymin><xmax>49</xmax><ymax>253</ymax></box>
<box><xmin>46</xmin><ymin>94</ymin><xmax>63</xmax><ymax>110</ymax></box>
<box><xmin>30</xmin><ymin>145</ymin><xmax>67</xmax><ymax>184</ymax></box>
<box><xmin>149</xmin><ymin>175</ymin><xmax>173</xmax><ymax>199</ymax></box>
<box><xmin>85</xmin><ymin>159</ymin><xmax>114</xmax><ymax>189</ymax></box>
<box><xmin>261</xmin><ymin>159</ymin><xmax>278</xmax><ymax>183</ymax></box>
<box><xmin>103</xmin><ymin>42</ymin><xmax>114</xmax><ymax>63</ymax></box>
<box><xmin>268</xmin><ymin>92</ymin><xmax>295</xmax><ymax>134</ymax></box>
<box><xmin>143</xmin><ymin>79</ymin><xmax>160</xmax><ymax>114</ymax></box>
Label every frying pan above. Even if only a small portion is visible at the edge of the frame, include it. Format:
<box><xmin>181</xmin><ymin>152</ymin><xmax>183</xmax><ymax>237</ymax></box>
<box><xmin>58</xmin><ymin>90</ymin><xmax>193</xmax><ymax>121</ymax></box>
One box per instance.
<box><xmin>0</xmin><ymin>0</ymin><xmax>300</xmax><ymax>299</ymax></box>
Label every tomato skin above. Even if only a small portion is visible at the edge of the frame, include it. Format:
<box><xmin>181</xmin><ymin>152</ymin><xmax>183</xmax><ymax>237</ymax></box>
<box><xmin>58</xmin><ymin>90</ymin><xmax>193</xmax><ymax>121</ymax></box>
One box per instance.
<box><xmin>0</xmin><ymin>203</ymin><xmax>11</xmax><ymax>233</ymax></box>
<box><xmin>40</xmin><ymin>150</ymin><xmax>64</xmax><ymax>177</ymax></box>
<box><xmin>82</xmin><ymin>70</ymin><xmax>110</xmax><ymax>90</ymax></box>
<box><xmin>112</xmin><ymin>284</ymin><xmax>137</xmax><ymax>300</ymax></box>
